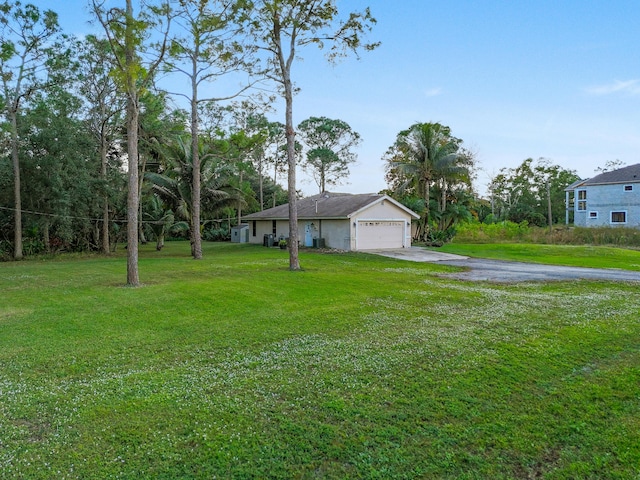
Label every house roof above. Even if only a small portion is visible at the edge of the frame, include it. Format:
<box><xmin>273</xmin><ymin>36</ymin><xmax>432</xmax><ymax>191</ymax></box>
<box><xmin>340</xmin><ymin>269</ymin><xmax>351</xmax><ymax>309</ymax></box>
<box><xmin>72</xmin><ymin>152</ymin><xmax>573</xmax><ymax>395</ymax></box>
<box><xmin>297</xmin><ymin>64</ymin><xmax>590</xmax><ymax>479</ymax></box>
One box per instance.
<box><xmin>581</xmin><ymin>163</ymin><xmax>640</xmax><ymax>186</ymax></box>
<box><xmin>564</xmin><ymin>178</ymin><xmax>587</xmax><ymax>192</ymax></box>
<box><xmin>244</xmin><ymin>192</ymin><xmax>420</xmax><ymax>220</ymax></box>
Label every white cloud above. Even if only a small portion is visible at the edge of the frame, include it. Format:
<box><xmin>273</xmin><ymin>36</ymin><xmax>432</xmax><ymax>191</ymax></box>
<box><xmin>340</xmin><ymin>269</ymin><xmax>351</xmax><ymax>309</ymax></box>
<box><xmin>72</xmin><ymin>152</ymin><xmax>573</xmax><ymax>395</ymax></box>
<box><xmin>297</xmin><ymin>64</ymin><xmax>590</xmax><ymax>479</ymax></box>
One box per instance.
<box><xmin>584</xmin><ymin>79</ymin><xmax>640</xmax><ymax>96</ymax></box>
<box><xmin>424</xmin><ymin>87</ymin><xmax>443</xmax><ymax>97</ymax></box>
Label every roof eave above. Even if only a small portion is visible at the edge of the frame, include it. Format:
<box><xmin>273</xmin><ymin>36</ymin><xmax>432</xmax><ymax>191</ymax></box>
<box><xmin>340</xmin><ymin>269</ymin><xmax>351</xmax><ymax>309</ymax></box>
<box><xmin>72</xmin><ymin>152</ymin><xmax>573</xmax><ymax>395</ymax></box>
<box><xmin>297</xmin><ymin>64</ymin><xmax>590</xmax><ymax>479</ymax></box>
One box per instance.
<box><xmin>583</xmin><ymin>179</ymin><xmax>640</xmax><ymax>187</ymax></box>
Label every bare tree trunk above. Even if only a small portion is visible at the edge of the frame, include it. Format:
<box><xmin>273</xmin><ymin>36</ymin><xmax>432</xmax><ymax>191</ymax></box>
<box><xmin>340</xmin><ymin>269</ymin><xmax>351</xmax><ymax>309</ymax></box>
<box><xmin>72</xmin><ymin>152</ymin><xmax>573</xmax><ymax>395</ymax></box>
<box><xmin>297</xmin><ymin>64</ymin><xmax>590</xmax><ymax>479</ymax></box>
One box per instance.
<box><xmin>237</xmin><ymin>170</ymin><xmax>243</xmax><ymax>226</ymax></box>
<box><xmin>284</xmin><ymin>83</ymin><xmax>300</xmax><ymax>269</ymax></box>
<box><xmin>273</xmin><ymin>162</ymin><xmax>278</xmax><ymax>208</ymax></box>
<box><xmin>10</xmin><ymin>111</ymin><xmax>23</xmax><ymax>260</ymax></box>
<box><xmin>423</xmin><ymin>178</ymin><xmax>431</xmax><ymax>240</ymax></box>
<box><xmin>546</xmin><ymin>179</ymin><xmax>553</xmax><ymax>232</ymax></box>
<box><xmin>156</xmin><ymin>228</ymin><xmax>165</xmax><ymax>251</ymax></box>
<box><xmin>43</xmin><ymin>220</ymin><xmax>50</xmax><ymax>253</ymax></box>
<box><xmin>138</xmin><ymin>153</ymin><xmax>147</xmax><ymax>244</ymax></box>
<box><xmin>259</xmin><ymin>162</ymin><xmax>264</xmax><ymax>210</ymax></box>
<box><xmin>126</xmin><ymin>96</ymin><xmax>140</xmax><ymax>285</ymax></box>
<box><xmin>100</xmin><ymin>132</ymin><xmax>110</xmax><ymax>254</ymax></box>
<box><xmin>190</xmin><ymin>66</ymin><xmax>202</xmax><ymax>259</ymax></box>
<box><xmin>125</xmin><ymin>0</ymin><xmax>140</xmax><ymax>286</ymax></box>
<box><xmin>273</xmin><ymin>16</ymin><xmax>300</xmax><ymax>270</ymax></box>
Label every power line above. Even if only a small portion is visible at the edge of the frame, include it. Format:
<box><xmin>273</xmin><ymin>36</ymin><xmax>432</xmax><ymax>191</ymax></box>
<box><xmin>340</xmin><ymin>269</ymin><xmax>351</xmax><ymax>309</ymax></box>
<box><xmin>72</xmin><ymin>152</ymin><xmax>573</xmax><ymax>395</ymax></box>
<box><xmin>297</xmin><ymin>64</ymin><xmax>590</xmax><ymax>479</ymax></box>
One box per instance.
<box><xmin>0</xmin><ymin>206</ymin><xmax>170</xmax><ymax>225</ymax></box>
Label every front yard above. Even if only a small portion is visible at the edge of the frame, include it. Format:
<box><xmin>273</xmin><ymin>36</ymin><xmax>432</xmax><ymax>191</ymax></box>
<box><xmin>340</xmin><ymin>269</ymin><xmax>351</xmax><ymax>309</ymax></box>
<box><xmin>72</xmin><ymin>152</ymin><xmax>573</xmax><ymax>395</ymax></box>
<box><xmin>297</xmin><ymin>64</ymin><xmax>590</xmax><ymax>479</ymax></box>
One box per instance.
<box><xmin>1</xmin><ymin>243</ymin><xmax>638</xmax><ymax>478</ymax></box>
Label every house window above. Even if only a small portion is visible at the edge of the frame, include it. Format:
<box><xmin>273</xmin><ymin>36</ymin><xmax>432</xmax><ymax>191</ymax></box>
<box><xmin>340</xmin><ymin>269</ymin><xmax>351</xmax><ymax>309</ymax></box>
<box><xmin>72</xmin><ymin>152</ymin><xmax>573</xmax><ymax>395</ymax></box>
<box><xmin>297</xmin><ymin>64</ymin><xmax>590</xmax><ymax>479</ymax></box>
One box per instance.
<box><xmin>577</xmin><ymin>190</ymin><xmax>587</xmax><ymax>211</ymax></box>
<box><xmin>252</xmin><ymin>220</ymin><xmax>256</xmax><ymax>237</ymax></box>
<box><xmin>611</xmin><ymin>211</ymin><xmax>627</xmax><ymax>224</ymax></box>
<box><xmin>588</xmin><ymin>211</ymin><xmax>598</xmax><ymax>219</ymax></box>
<box><xmin>624</xmin><ymin>185</ymin><xmax>633</xmax><ymax>192</ymax></box>
<box><xmin>272</xmin><ymin>220</ymin><xmax>277</xmax><ymax>235</ymax></box>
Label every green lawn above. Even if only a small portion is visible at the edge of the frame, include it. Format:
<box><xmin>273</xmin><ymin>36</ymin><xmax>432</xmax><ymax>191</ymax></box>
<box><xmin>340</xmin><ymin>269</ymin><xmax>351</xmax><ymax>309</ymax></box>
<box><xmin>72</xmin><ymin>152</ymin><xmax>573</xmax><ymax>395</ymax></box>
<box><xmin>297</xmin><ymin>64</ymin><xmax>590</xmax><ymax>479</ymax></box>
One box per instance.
<box><xmin>1</xmin><ymin>242</ymin><xmax>639</xmax><ymax>479</ymax></box>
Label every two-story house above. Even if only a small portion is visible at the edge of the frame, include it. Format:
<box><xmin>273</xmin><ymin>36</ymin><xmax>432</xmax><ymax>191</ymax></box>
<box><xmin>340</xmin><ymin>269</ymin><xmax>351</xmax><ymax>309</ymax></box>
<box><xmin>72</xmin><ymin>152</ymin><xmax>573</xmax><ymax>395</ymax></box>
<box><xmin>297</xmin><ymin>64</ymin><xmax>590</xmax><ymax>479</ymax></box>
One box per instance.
<box><xmin>566</xmin><ymin>163</ymin><xmax>640</xmax><ymax>227</ymax></box>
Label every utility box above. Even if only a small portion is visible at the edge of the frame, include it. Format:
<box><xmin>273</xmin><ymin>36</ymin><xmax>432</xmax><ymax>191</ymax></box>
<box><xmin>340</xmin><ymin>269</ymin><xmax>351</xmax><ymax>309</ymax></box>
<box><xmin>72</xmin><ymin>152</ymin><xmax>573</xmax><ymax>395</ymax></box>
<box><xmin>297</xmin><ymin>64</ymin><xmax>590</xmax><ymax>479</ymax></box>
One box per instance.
<box><xmin>263</xmin><ymin>233</ymin><xmax>275</xmax><ymax>247</ymax></box>
<box><xmin>313</xmin><ymin>238</ymin><xmax>325</xmax><ymax>248</ymax></box>
<box><xmin>231</xmin><ymin>224</ymin><xmax>249</xmax><ymax>243</ymax></box>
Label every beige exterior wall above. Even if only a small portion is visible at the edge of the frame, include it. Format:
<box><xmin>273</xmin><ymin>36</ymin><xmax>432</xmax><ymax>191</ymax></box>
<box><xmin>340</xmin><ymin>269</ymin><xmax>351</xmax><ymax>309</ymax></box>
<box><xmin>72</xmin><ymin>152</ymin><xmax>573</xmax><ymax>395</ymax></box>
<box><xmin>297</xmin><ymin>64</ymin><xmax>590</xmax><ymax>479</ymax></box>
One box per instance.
<box><xmin>247</xmin><ymin>219</ymin><xmax>350</xmax><ymax>249</ymax></box>
<box><xmin>247</xmin><ymin>219</ymin><xmax>289</xmax><ymax>245</ymax></box>
<box><xmin>352</xmin><ymin>200</ymin><xmax>404</xmax><ymax>219</ymax></box>
<box><xmin>315</xmin><ymin>219</ymin><xmax>351</xmax><ymax>250</ymax></box>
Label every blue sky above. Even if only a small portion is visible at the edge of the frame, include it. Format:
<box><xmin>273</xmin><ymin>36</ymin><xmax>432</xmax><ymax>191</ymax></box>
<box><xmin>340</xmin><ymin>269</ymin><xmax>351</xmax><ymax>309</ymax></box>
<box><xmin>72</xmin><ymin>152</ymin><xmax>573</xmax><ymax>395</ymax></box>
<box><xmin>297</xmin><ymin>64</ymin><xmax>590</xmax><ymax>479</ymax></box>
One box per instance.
<box><xmin>37</xmin><ymin>0</ymin><xmax>640</xmax><ymax>196</ymax></box>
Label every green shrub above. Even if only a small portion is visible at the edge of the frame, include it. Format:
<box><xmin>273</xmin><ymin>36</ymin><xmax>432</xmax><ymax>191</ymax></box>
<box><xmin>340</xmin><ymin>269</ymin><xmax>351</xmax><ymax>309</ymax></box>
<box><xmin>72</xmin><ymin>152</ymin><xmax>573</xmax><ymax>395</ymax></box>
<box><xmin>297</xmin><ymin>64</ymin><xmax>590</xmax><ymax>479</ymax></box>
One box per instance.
<box><xmin>454</xmin><ymin>221</ymin><xmax>531</xmax><ymax>243</ymax></box>
<box><xmin>454</xmin><ymin>221</ymin><xmax>640</xmax><ymax>247</ymax></box>
<box><xmin>203</xmin><ymin>226</ymin><xmax>230</xmax><ymax>242</ymax></box>
<box><xmin>424</xmin><ymin>227</ymin><xmax>457</xmax><ymax>247</ymax></box>
<box><xmin>0</xmin><ymin>239</ymin><xmax>12</xmax><ymax>261</ymax></box>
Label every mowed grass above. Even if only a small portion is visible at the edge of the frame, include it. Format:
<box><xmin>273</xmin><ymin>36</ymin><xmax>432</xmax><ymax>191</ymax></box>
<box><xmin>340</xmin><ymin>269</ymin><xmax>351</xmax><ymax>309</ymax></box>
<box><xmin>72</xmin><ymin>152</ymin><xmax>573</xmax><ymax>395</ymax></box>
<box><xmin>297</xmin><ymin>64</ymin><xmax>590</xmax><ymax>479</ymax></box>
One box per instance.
<box><xmin>1</xmin><ymin>242</ymin><xmax>639</xmax><ymax>479</ymax></box>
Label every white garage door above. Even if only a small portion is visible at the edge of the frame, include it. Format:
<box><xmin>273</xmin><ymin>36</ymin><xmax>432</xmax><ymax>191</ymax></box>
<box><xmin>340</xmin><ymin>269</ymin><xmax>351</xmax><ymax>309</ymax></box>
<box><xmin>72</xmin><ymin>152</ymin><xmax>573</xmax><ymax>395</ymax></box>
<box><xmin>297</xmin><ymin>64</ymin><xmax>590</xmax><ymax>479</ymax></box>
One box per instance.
<box><xmin>357</xmin><ymin>220</ymin><xmax>405</xmax><ymax>250</ymax></box>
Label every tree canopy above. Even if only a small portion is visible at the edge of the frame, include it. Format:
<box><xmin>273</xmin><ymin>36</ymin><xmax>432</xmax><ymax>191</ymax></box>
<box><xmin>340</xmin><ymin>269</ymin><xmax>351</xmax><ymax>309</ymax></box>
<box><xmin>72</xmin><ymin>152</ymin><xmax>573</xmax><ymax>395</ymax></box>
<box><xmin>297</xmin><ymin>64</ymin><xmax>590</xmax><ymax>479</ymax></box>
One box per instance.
<box><xmin>488</xmin><ymin>158</ymin><xmax>579</xmax><ymax>226</ymax></box>
<box><xmin>297</xmin><ymin>116</ymin><xmax>360</xmax><ymax>193</ymax></box>
<box><xmin>384</xmin><ymin>122</ymin><xmax>474</xmax><ymax>243</ymax></box>
<box><xmin>0</xmin><ymin>1</ymin><xmax>67</xmax><ymax>259</ymax></box>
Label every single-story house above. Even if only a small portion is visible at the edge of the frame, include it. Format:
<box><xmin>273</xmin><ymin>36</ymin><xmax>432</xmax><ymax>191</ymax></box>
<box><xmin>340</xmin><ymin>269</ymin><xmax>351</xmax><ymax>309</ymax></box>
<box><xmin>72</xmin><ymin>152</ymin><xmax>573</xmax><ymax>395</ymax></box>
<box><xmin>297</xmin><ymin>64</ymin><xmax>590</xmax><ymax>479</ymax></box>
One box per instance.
<box><xmin>243</xmin><ymin>192</ymin><xmax>420</xmax><ymax>251</ymax></box>
<box><xmin>565</xmin><ymin>163</ymin><xmax>640</xmax><ymax>227</ymax></box>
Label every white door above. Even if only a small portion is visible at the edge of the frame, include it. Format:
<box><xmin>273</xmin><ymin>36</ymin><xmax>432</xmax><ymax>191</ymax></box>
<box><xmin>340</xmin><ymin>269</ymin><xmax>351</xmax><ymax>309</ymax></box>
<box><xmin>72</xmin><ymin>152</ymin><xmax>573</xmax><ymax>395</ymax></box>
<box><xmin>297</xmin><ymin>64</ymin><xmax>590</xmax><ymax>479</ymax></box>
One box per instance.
<box><xmin>356</xmin><ymin>220</ymin><xmax>405</xmax><ymax>250</ymax></box>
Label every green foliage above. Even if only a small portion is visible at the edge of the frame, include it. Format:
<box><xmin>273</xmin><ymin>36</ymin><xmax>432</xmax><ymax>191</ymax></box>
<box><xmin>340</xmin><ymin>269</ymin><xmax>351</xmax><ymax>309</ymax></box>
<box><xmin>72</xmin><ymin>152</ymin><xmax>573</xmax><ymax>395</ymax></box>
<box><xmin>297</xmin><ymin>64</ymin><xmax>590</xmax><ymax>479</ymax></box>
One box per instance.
<box><xmin>488</xmin><ymin>158</ymin><xmax>580</xmax><ymax>226</ymax></box>
<box><xmin>384</xmin><ymin>122</ymin><xmax>475</xmax><ymax>243</ymax></box>
<box><xmin>454</xmin><ymin>221</ymin><xmax>533</xmax><ymax>242</ymax></box>
<box><xmin>566</xmin><ymin>226</ymin><xmax>640</xmax><ymax>246</ymax></box>
<box><xmin>142</xmin><ymin>194</ymin><xmax>176</xmax><ymax>250</ymax></box>
<box><xmin>594</xmin><ymin>159</ymin><xmax>626</xmax><ymax>174</ymax></box>
<box><xmin>202</xmin><ymin>225</ymin><xmax>230</xmax><ymax>241</ymax></box>
<box><xmin>0</xmin><ymin>239</ymin><xmax>11</xmax><ymax>260</ymax></box>
<box><xmin>1</xmin><ymin>243</ymin><xmax>639</xmax><ymax>477</ymax></box>
<box><xmin>396</xmin><ymin>196</ymin><xmax>426</xmax><ymax>216</ymax></box>
<box><xmin>250</xmin><ymin>0</ymin><xmax>379</xmax><ymax>66</ymax></box>
<box><xmin>91</xmin><ymin>0</ymin><xmax>171</xmax><ymax>92</ymax></box>
<box><xmin>165</xmin><ymin>0</ymin><xmax>255</xmax><ymax>86</ymax></box>
<box><xmin>455</xmin><ymin>221</ymin><xmax>640</xmax><ymax>248</ymax></box>
<box><xmin>297</xmin><ymin>116</ymin><xmax>361</xmax><ymax>192</ymax></box>
<box><xmin>13</xmin><ymin>88</ymin><xmax>103</xmax><ymax>252</ymax></box>
<box><xmin>0</xmin><ymin>2</ymin><xmax>61</xmax><ymax>67</ymax></box>
<box><xmin>0</xmin><ymin>0</ymin><xmax>69</xmax><ymax>259</ymax></box>
<box><xmin>145</xmin><ymin>136</ymin><xmax>237</xmax><ymax>229</ymax></box>
<box><xmin>164</xmin><ymin>0</ymin><xmax>261</xmax><ymax>258</ymax></box>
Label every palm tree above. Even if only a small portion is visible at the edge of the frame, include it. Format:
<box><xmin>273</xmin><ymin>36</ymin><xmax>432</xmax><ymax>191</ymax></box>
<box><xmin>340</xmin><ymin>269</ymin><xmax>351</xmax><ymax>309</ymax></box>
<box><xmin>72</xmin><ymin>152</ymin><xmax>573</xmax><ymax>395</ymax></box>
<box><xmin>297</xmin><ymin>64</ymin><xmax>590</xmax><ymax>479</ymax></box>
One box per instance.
<box><xmin>431</xmin><ymin>187</ymin><xmax>474</xmax><ymax>233</ymax></box>
<box><xmin>385</xmin><ymin>122</ymin><xmax>471</xmax><ymax>241</ymax></box>
<box><xmin>145</xmin><ymin>137</ymin><xmax>239</xmax><ymax>255</ymax></box>
<box><xmin>143</xmin><ymin>195</ymin><xmax>180</xmax><ymax>251</ymax></box>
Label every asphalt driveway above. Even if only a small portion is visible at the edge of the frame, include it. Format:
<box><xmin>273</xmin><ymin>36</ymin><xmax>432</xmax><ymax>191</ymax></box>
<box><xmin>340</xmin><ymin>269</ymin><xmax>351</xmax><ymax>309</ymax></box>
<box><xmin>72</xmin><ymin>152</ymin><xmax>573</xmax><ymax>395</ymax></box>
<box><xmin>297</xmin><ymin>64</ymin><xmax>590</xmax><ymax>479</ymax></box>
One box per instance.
<box><xmin>367</xmin><ymin>247</ymin><xmax>640</xmax><ymax>283</ymax></box>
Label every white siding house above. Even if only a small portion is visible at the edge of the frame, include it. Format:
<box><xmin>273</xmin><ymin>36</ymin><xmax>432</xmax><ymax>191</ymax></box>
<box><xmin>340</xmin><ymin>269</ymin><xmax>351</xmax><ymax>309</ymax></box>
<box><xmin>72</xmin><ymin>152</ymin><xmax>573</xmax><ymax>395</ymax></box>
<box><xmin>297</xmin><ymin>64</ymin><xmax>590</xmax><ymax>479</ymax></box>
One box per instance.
<box><xmin>566</xmin><ymin>163</ymin><xmax>640</xmax><ymax>228</ymax></box>
<box><xmin>244</xmin><ymin>192</ymin><xmax>420</xmax><ymax>251</ymax></box>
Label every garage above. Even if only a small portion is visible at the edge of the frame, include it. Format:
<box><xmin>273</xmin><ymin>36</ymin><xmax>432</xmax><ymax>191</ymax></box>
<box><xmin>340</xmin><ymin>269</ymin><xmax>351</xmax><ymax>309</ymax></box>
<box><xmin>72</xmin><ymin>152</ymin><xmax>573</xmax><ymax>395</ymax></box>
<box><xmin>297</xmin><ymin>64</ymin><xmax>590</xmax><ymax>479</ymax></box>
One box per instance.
<box><xmin>356</xmin><ymin>220</ymin><xmax>407</xmax><ymax>250</ymax></box>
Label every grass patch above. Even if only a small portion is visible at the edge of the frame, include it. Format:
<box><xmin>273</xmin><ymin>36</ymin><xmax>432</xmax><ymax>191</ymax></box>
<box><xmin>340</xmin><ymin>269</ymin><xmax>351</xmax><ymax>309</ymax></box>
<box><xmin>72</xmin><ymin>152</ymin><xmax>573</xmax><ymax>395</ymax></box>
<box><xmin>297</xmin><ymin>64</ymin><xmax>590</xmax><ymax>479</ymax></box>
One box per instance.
<box><xmin>436</xmin><ymin>243</ymin><xmax>640</xmax><ymax>270</ymax></box>
<box><xmin>1</xmin><ymin>242</ymin><xmax>639</xmax><ymax>478</ymax></box>
<box><xmin>454</xmin><ymin>221</ymin><xmax>640</xmax><ymax>248</ymax></box>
